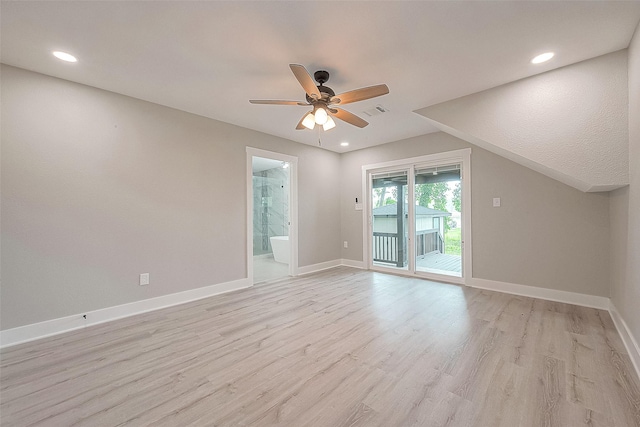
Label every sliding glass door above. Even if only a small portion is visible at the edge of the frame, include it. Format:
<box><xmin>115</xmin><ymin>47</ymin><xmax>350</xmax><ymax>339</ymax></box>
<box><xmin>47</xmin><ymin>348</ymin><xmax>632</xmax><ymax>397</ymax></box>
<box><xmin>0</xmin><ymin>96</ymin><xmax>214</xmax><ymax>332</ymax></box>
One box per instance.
<box><xmin>371</xmin><ymin>170</ymin><xmax>408</xmax><ymax>270</ymax></box>
<box><xmin>365</xmin><ymin>150</ymin><xmax>470</xmax><ymax>285</ymax></box>
<box><xmin>414</xmin><ymin>164</ymin><xmax>462</xmax><ymax>277</ymax></box>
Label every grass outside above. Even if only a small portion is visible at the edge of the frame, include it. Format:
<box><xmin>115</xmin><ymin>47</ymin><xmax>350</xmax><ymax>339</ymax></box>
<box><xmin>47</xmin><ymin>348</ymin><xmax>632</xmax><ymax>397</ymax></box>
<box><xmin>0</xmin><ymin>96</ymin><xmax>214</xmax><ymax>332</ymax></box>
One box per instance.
<box><xmin>445</xmin><ymin>228</ymin><xmax>461</xmax><ymax>255</ymax></box>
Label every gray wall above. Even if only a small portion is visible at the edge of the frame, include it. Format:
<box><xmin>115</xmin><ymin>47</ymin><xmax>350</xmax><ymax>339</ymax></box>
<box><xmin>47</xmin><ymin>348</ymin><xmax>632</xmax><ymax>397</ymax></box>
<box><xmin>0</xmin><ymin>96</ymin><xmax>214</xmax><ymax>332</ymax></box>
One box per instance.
<box><xmin>340</xmin><ymin>132</ymin><xmax>610</xmax><ymax>296</ymax></box>
<box><xmin>1</xmin><ymin>65</ymin><xmax>341</xmax><ymax>329</ymax></box>
<box><xmin>610</xmin><ymin>22</ymin><xmax>640</xmax><ymax>347</ymax></box>
<box><xmin>0</xmin><ymin>55</ymin><xmax>629</xmax><ymax>332</ymax></box>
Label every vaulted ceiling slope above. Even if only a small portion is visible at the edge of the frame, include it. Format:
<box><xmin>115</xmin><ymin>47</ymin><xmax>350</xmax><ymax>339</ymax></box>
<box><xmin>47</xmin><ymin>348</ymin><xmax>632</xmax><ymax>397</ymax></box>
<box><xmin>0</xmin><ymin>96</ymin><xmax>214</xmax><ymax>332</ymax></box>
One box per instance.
<box><xmin>416</xmin><ymin>50</ymin><xmax>629</xmax><ymax>192</ymax></box>
<box><xmin>1</xmin><ymin>2</ymin><xmax>639</xmax><ymax>191</ymax></box>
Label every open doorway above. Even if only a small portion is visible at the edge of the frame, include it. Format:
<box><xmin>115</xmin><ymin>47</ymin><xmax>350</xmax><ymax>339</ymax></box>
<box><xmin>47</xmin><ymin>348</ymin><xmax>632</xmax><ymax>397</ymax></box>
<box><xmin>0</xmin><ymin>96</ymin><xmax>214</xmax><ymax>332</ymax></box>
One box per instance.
<box><xmin>246</xmin><ymin>148</ymin><xmax>298</xmax><ymax>284</ymax></box>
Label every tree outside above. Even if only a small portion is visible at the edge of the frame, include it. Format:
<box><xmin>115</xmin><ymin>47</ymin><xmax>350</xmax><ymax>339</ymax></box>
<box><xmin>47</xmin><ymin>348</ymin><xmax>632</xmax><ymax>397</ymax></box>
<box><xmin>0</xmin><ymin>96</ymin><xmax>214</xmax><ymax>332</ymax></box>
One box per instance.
<box><xmin>416</xmin><ymin>180</ymin><xmax>461</xmax><ymax>255</ymax></box>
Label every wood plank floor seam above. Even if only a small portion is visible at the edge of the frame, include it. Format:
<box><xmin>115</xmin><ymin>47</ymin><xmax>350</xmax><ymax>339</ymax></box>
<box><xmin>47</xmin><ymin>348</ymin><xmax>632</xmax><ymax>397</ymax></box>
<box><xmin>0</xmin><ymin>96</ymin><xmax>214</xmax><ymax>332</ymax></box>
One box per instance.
<box><xmin>1</xmin><ymin>267</ymin><xmax>639</xmax><ymax>426</ymax></box>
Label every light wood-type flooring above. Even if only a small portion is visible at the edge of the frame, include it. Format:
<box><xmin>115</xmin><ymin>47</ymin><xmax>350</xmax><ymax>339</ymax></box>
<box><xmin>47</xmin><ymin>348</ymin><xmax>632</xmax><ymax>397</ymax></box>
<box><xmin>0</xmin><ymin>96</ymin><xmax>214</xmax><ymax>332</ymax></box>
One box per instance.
<box><xmin>2</xmin><ymin>267</ymin><xmax>640</xmax><ymax>426</ymax></box>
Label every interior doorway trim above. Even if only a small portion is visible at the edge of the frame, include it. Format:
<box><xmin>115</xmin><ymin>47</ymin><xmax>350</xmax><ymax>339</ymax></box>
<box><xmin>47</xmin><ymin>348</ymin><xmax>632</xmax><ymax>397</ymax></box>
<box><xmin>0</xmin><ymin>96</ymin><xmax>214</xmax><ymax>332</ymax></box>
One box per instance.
<box><xmin>361</xmin><ymin>148</ymin><xmax>472</xmax><ymax>285</ymax></box>
<box><xmin>246</xmin><ymin>147</ymin><xmax>299</xmax><ymax>284</ymax></box>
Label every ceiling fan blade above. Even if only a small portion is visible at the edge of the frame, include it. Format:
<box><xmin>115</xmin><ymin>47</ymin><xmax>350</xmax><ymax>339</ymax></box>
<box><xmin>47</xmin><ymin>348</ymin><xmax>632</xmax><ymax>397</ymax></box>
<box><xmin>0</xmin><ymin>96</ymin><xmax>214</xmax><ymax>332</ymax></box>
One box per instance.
<box><xmin>290</xmin><ymin>64</ymin><xmax>321</xmax><ymax>100</ymax></box>
<box><xmin>249</xmin><ymin>100</ymin><xmax>308</xmax><ymax>106</ymax></box>
<box><xmin>330</xmin><ymin>84</ymin><xmax>389</xmax><ymax>105</ymax></box>
<box><xmin>331</xmin><ymin>108</ymin><xmax>369</xmax><ymax>128</ymax></box>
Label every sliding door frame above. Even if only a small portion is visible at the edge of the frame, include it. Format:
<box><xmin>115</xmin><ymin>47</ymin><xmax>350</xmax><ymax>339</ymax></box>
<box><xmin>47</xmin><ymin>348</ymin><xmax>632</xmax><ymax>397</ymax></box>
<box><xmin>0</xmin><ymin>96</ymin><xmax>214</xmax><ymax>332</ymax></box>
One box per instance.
<box><xmin>361</xmin><ymin>149</ymin><xmax>472</xmax><ymax>285</ymax></box>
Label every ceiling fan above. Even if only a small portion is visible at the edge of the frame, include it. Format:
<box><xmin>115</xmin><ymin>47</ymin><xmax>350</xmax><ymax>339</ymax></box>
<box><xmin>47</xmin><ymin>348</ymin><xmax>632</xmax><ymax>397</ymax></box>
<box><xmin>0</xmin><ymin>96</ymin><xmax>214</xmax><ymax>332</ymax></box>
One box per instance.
<box><xmin>250</xmin><ymin>64</ymin><xmax>389</xmax><ymax>131</ymax></box>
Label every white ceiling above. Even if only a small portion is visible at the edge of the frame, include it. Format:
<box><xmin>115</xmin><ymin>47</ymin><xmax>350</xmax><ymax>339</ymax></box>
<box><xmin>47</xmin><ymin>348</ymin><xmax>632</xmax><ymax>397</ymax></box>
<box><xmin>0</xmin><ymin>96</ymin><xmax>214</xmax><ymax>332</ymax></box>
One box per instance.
<box><xmin>2</xmin><ymin>1</ymin><xmax>640</xmax><ymax>153</ymax></box>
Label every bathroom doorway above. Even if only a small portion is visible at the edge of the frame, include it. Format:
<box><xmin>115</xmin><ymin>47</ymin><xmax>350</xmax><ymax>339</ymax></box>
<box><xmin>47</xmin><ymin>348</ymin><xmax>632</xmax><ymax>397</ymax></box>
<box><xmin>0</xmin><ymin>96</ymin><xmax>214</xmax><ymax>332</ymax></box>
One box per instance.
<box><xmin>246</xmin><ymin>148</ymin><xmax>298</xmax><ymax>284</ymax></box>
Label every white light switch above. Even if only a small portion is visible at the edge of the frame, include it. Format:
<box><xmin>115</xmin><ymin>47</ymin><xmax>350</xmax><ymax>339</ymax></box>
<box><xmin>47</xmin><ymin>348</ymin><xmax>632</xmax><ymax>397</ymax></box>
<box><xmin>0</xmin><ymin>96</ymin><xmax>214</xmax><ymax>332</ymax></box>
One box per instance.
<box><xmin>493</xmin><ymin>197</ymin><xmax>501</xmax><ymax>207</ymax></box>
<box><xmin>355</xmin><ymin>203</ymin><xmax>363</xmax><ymax>211</ymax></box>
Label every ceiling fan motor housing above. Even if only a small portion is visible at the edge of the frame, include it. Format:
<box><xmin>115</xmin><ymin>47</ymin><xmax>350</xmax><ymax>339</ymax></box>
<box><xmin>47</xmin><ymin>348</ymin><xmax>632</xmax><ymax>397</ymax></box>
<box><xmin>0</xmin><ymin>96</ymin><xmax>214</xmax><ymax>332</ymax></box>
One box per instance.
<box><xmin>314</xmin><ymin>70</ymin><xmax>330</xmax><ymax>84</ymax></box>
<box><xmin>306</xmin><ymin>70</ymin><xmax>335</xmax><ymax>103</ymax></box>
<box><xmin>306</xmin><ymin>86</ymin><xmax>335</xmax><ymax>103</ymax></box>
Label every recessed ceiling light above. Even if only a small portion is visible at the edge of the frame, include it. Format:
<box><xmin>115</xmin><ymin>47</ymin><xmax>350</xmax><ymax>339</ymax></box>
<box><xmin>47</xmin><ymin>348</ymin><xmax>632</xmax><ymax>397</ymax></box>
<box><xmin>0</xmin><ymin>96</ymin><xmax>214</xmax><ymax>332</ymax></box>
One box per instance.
<box><xmin>340</xmin><ymin>142</ymin><xmax>349</xmax><ymax>147</ymax></box>
<box><xmin>531</xmin><ymin>52</ymin><xmax>554</xmax><ymax>64</ymax></box>
<box><xmin>53</xmin><ymin>51</ymin><xmax>77</xmax><ymax>62</ymax></box>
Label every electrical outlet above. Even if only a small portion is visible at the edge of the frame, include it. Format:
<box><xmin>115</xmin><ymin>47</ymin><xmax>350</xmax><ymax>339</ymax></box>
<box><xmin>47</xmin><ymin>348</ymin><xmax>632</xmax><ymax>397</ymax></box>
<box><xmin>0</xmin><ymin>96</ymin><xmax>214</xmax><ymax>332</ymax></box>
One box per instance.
<box><xmin>140</xmin><ymin>273</ymin><xmax>150</xmax><ymax>286</ymax></box>
<box><xmin>343</xmin><ymin>241</ymin><xmax>348</xmax><ymax>248</ymax></box>
<box><xmin>493</xmin><ymin>197</ymin><xmax>501</xmax><ymax>207</ymax></box>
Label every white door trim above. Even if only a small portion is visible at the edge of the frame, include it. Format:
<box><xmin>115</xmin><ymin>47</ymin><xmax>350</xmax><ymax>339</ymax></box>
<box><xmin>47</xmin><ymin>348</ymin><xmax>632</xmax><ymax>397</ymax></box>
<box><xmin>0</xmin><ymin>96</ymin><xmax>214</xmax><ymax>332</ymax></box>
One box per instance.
<box><xmin>246</xmin><ymin>147</ymin><xmax>299</xmax><ymax>283</ymax></box>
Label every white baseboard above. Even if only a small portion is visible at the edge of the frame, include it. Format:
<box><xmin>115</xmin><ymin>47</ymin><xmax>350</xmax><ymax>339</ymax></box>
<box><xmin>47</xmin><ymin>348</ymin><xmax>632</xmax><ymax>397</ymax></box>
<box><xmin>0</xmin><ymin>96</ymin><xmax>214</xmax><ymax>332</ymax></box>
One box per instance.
<box><xmin>609</xmin><ymin>301</ymin><xmax>640</xmax><ymax>381</ymax></box>
<box><xmin>469</xmin><ymin>277</ymin><xmax>610</xmax><ymax>310</ymax></box>
<box><xmin>341</xmin><ymin>259</ymin><xmax>365</xmax><ymax>269</ymax></box>
<box><xmin>0</xmin><ymin>278</ymin><xmax>251</xmax><ymax>349</ymax></box>
<box><xmin>297</xmin><ymin>259</ymin><xmax>366</xmax><ymax>276</ymax></box>
<box><xmin>297</xmin><ymin>259</ymin><xmax>343</xmax><ymax>276</ymax></box>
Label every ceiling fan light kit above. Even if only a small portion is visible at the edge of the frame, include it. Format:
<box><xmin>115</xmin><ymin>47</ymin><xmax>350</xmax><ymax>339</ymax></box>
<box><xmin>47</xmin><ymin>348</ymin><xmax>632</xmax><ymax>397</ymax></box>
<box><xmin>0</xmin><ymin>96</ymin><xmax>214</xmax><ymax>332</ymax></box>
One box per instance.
<box><xmin>322</xmin><ymin>116</ymin><xmax>336</xmax><ymax>131</ymax></box>
<box><xmin>301</xmin><ymin>112</ymin><xmax>316</xmax><ymax>130</ymax></box>
<box><xmin>249</xmin><ymin>64</ymin><xmax>389</xmax><ymax>132</ymax></box>
<box><xmin>314</xmin><ymin>106</ymin><xmax>328</xmax><ymax>125</ymax></box>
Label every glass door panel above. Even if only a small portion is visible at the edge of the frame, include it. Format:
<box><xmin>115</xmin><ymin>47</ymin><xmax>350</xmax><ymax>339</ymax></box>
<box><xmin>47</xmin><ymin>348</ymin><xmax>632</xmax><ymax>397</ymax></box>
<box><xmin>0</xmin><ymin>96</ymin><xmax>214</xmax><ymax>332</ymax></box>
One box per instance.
<box><xmin>371</xmin><ymin>171</ymin><xmax>408</xmax><ymax>270</ymax></box>
<box><xmin>414</xmin><ymin>164</ymin><xmax>462</xmax><ymax>277</ymax></box>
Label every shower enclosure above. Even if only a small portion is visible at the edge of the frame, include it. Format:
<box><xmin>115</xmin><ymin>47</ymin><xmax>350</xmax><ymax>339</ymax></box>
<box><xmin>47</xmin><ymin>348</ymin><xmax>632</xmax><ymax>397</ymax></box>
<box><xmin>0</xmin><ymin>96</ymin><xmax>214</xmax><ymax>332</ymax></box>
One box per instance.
<box><xmin>252</xmin><ymin>165</ymin><xmax>289</xmax><ymax>257</ymax></box>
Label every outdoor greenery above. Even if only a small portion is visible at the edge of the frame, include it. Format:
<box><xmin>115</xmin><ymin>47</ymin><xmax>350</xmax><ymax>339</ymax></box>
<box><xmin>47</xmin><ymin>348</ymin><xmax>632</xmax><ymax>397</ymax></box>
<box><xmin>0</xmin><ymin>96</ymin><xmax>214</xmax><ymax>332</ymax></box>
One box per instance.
<box><xmin>373</xmin><ymin>186</ymin><xmax>406</xmax><ymax>207</ymax></box>
<box><xmin>445</xmin><ymin>227</ymin><xmax>461</xmax><ymax>255</ymax></box>
<box><xmin>416</xmin><ymin>181</ymin><xmax>461</xmax><ymax>233</ymax></box>
<box><xmin>452</xmin><ymin>182</ymin><xmax>461</xmax><ymax>212</ymax></box>
<box><xmin>374</xmin><ymin>182</ymin><xmax>461</xmax><ymax>221</ymax></box>
<box><xmin>416</xmin><ymin>180</ymin><xmax>461</xmax><ymax>256</ymax></box>
<box><xmin>416</xmin><ymin>182</ymin><xmax>448</xmax><ymax>212</ymax></box>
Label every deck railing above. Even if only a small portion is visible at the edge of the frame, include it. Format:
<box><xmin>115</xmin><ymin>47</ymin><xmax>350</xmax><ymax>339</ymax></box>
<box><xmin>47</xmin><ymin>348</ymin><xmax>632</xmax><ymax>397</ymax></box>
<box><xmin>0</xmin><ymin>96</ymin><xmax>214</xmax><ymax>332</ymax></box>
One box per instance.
<box><xmin>416</xmin><ymin>229</ymin><xmax>443</xmax><ymax>257</ymax></box>
<box><xmin>373</xmin><ymin>229</ymin><xmax>443</xmax><ymax>266</ymax></box>
<box><xmin>372</xmin><ymin>232</ymin><xmax>401</xmax><ymax>265</ymax></box>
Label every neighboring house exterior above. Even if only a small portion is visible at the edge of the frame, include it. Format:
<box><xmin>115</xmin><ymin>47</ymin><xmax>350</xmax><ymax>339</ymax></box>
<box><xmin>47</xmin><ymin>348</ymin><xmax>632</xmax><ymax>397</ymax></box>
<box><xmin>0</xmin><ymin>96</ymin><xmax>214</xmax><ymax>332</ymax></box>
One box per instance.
<box><xmin>372</xmin><ymin>204</ymin><xmax>450</xmax><ymax>236</ymax></box>
<box><xmin>372</xmin><ymin>204</ymin><xmax>451</xmax><ymax>266</ymax></box>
